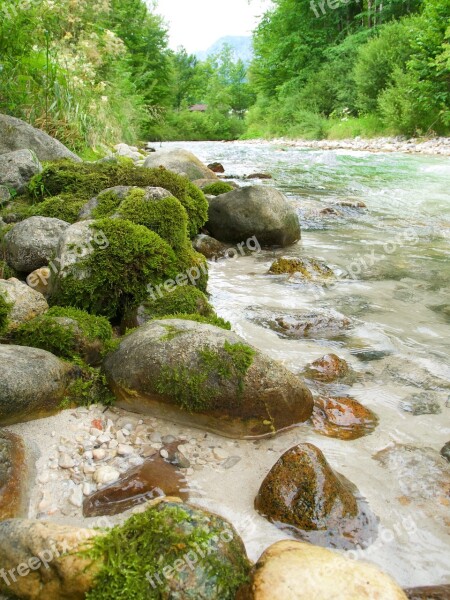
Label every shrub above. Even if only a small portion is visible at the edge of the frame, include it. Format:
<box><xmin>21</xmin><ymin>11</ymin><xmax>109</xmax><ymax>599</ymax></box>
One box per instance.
<box><xmin>52</xmin><ymin>218</ymin><xmax>179</xmax><ymax>320</ymax></box>
<box><xmin>12</xmin><ymin>307</ymin><xmax>113</xmax><ymax>363</ymax></box>
<box><xmin>202</xmin><ymin>182</ymin><xmax>234</xmax><ymax>196</ymax></box>
<box><xmin>29</xmin><ymin>160</ymin><xmax>208</xmax><ymax>237</ymax></box>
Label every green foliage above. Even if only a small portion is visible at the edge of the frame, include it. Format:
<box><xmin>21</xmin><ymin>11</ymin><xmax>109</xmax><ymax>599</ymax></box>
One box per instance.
<box><xmin>12</xmin><ymin>306</ymin><xmax>113</xmax><ymax>363</ymax></box>
<box><xmin>0</xmin><ymin>292</ymin><xmax>11</xmax><ymax>336</ymax></box>
<box><xmin>202</xmin><ymin>182</ymin><xmax>234</xmax><ymax>196</ymax></box>
<box><xmin>144</xmin><ymin>285</ymin><xmax>214</xmax><ymax>319</ymax></box>
<box><xmin>0</xmin><ymin>259</ymin><xmax>17</xmax><ymax>280</ymax></box>
<box><xmin>52</xmin><ymin>218</ymin><xmax>178</xmax><ymax>320</ymax></box>
<box><xmin>156</xmin><ymin>338</ymin><xmax>255</xmax><ymax>412</ymax></box>
<box><xmin>29</xmin><ymin>194</ymin><xmax>85</xmax><ymax>223</ymax></box>
<box><xmin>63</xmin><ymin>358</ymin><xmax>115</xmax><ymax>408</ymax></box>
<box><xmin>155</xmin><ymin>313</ymin><xmax>232</xmax><ymax>330</ymax></box>
<box><xmin>151</xmin><ymin>109</ymin><xmax>246</xmax><ymax>142</ymax></box>
<box><xmin>84</xmin><ymin>502</ymin><xmax>250</xmax><ymax>600</ymax></box>
<box><xmin>30</xmin><ymin>160</ymin><xmax>208</xmax><ymax>237</ymax></box>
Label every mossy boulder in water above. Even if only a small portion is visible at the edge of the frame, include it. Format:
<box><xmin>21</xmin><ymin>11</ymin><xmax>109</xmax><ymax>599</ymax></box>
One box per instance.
<box><xmin>255</xmin><ymin>443</ymin><xmax>377</xmax><ymax>550</ymax></box>
<box><xmin>0</xmin><ymin>345</ymin><xmax>71</xmax><ymax>425</ymax></box>
<box><xmin>12</xmin><ymin>306</ymin><xmax>113</xmax><ymax>365</ymax></box>
<box><xmin>85</xmin><ymin>499</ymin><xmax>250</xmax><ymax>600</ymax></box>
<box><xmin>104</xmin><ymin>319</ymin><xmax>313</xmax><ymax>439</ymax></box>
<box><xmin>28</xmin><ymin>159</ymin><xmax>208</xmax><ymax>237</ymax></box>
<box><xmin>236</xmin><ymin>540</ymin><xmax>407</xmax><ymax>600</ymax></box>
<box><xmin>193</xmin><ymin>233</ymin><xmax>231</xmax><ymax>260</ymax></box>
<box><xmin>51</xmin><ymin>218</ymin><xmax>178</xmax><ymax>320</ymax></box>
<box><xmin>201</xmin><ymin>181</ymin><xmax>234</xmax><ymax>196</ymax></box>
<box><xmin>268</xmin><ymin>256</ymin><xmax>334</xmax><ymax>282</ymax></box>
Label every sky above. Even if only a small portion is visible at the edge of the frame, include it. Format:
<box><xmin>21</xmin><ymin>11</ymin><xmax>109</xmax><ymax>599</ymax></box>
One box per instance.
<box><xmin>154</xmin><ymin>0</ymin><xmax>273</xmax><ymax>54</ymax></box>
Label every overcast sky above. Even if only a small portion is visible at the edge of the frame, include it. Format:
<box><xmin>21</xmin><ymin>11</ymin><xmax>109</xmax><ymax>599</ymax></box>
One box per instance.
<box><xmin>154</xmin><ymin>0</ymin><xmax>273</xmax><ymax>54</ymax></box>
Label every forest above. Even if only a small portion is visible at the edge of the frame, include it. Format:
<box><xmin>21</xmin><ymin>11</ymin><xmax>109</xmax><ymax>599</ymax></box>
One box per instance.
<box><xmin>0</xmin><ymin>0</ymin><xmax>448</xmax><ymax>152</ymax></box>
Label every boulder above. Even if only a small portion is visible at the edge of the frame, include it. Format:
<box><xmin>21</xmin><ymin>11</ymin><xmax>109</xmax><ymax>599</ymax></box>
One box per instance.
<box><xmin>0</xmin><ymin>150</ymin><xmax>42</xmax><ymax>194</ymax></box>
<box><xmin>0</xmin><ymin>519</ymin><xmax>102</xmax><ymax>600</ymax></box>
<box><xmin>268</xmin><ymin>256</ymin><xmax>334</xmax><ymax>282</ymax></box>
<box><xmin>311</xmin><ymin>395</ymin><xmax>379</xmax><ymax>440</ymax></box>
<box><xmin>251</xmin><ymin>308</ymin><xmax>352</xmax><ymax>339</ymax></box>
<box><xmin>0</xmin><ymin>186</ymin><xmax>10</xmax><ymax>205</ymax></box>
<box><xmin>236</xmin><ymin>540</ymin><xmax>407</xmax><ymax>600</ymax></box>
<box><xmin>207</xmin><ymin>162</ymin><xmax>225</xmax><ymax>173</ymax></box>
<box><xmin>4</xmin><ymin>216</ymin><xmax>69</xmax><ymax>273</ymax></box>
<box><xmin>207</xmin><ymin>186</ymin><xmax>300</xmax><ymax>247</ymax></box>
<box><xmin>0</xmin><ymin>431</ymin><xmax>29</xmax><ymax>520</ymax></box>
<box><xmin>0</xmin><ymin>345</ymin><xmax>70</xmax><ymax>425</ymax></box>
<box><xmin>255</xmin><ymin>443</ymin><xmax>377</xmax><ymax>549</ymax></box>
<box><xmin>192</xmin><ymin>234</ymin><xmax>231</xmax><ymax>260</ymax></box>
<box><xmin>302</xmin><ymin>353</ymin><xmax>354</xmax><ymax>382</ymax></box>
<box><xmin>113</xmin><ymin>143</ymin><xmax>145</xmax><ymax>162</ymax></box>
<box><xmin>0</xmin><ymin>114</ymin><xmax>81</xmax><ymax>162</ymax></box>
<box><xmin>0</xmin><ymin>278</ymin><xmax>48</xmax><ymax>330</ymax></box>
<box><xmin>143</xmin><ymin>149</ymin><xmax>218</xmax><ymax>181</ymax></box>
<box><xmin>104</xmin><ymin>319</ymin><xmax>313</xmax><ymax>439</ymax></box>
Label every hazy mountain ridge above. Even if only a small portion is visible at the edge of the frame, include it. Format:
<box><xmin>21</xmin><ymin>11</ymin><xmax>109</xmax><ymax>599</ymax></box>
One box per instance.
<box><xmin>195</xmin><ymin>36</ymin><xmax>253</xmax><ymax>63</ymax></box>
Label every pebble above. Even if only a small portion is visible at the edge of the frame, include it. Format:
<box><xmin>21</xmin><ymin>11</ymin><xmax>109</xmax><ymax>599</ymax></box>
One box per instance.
<box><xmin>150</xmin><ymin>432</ymin><xmax>162</xmax><ymax>443</ymax></box>
<box><xmin>93</xmin><ymin>449</ymin><xmax>107</xmax><ymax>461</ymax></box>
<box><xmin>83</xmin><ymin>464</ymin><xmax>96</xmax><ymax>474</ymax></box>
<box><xmin>162</xmin><ymin>435</ymin><xmax>176</xmax><ymax>444</ymax></box>
<box><xmin>69</xmin><ymin>486</ymin><xmax>83</xmax><ymax>508</ymax></box>
<box><xmin>213</xmin><ymin>447</ymin><xmax>228</xmax><ymax>461</ymax></box>
<box><xmin>222</xmin><ymin>456</ymin><xmax>242</xmax><ymax>470</ymax></box>
<box><xmin>97</xmin><ymin>433</ymin><xmax>111</xmax><ymax>444</ymax></box>
<box><xmin>116</xmin><ymin>431</ymin><xmax>126</xmax><ymax>444</ymax></box>
<box><xmin>58</xmin><ymin>454</ymin><xmax>75</xmax><ymax>469</ymax></box>
<box><xmin>141</xmin><ymin>445</ymin><xmax>157</xmax><ymax>458</ymax></box>
<box><xmin>117</xmin><ymin>444</ymin><xmax>134</xmax><ymax>456</ymax></box>
<box><xmin>108</xmin><ymin>439</ymin><xmax>118</xmax><ymax>449</ymax></box>
<box><xmin>94</xmin><ymin>466</ymin><xmax>120</xmax><ymax>485</ymax></box>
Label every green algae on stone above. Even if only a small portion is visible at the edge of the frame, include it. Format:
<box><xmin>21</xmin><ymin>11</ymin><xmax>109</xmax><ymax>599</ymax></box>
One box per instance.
<box><xmin>269</xmin><ymin>256</ymin><xmax>334</xmax><ymax>280</ymax></box>
<box><xmin>84</xmin><ymin>501</ymin><xmax>250</xmax><ymax>600</ymax></box>
<box><xmin>153</xmin><ymin>313</ymin><xmax>231</xmax><ymax>331</ymax></box>
<box><xmin>202</xmin><ymin>182</ymin><xmax>234</xmax><ymax>196</ymax></box>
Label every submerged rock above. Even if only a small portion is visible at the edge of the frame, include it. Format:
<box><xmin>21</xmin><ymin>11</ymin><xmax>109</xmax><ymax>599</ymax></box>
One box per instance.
<box><xmin>4</xmin><ymin>216</ymin><xmax>69</xmax><ymax>273</ymax></box>
<box><xmin>207</xmin><ymin>162</ymin><xmax>225</xmax><ymax>173</ymax></box>
<box><xmin>0</xmin><ymin>149</ymin><xmax>42</xmax><ymax>194</ymax></box>
<box><xmin>192</xmin><ymin>233</ymin><xmax>231</xmax><ymax>260</ymax></box>
<box><xmin>302</xmin><ymin>353</ymin><xmax>353</xmax><ymax>383</ymax></box>
<box><xmin>207</xmin><ymin>185</ymin><xmax>301</xmax><ymax>248</ymax></box>
<box><xmin>311</xmin><ymin>395</ymin><xmax>379</xmax><ymax>440</ymax></box>
<box><xmin>104</xmin><ymin>319</ymin><xmax>313</xmax><ymax>439</ymax></box>
<box><xmin>0</xmin><ymin>345</ymin><xmax>70</xmax><ymax>425</ymax></box>
<box><xmin>0</xmin><ymin>278</ymin><xmax>48</xmax><ymax>331</ymax></box>
<box><xmin>268</xmin><ymin>256</ymin><xmax>334</xmax><ymax>282</ymax></box>
<box><xmin>0</xmin><ymin>113</ymin><xmax>81</xmax><ymax>162</ymax></box>
<box><xmin>404</xmin><ymin>585</ymin><xmax>450</xmax><ymax>599</ymax></box>
<box><xmin>0</xmin><ymin>431</ymin><xmax>29</xmax><ymax>520</ymax></box>
<box><xmin>255</xmin><ymin>443</ymin><xmax>377</xmax><ymax>550</ymax></box>
<box><xmin>83</xmin><ymin>454</ymin><xmax>188</xmax><ymax>517</ymax></box>
<box><xmin>143</xmin><ymin>149</ymin><xmax>218</xmax><ymax>181</ymax></box>
<box><xmin>440</xmin><ymin>442</ymin><xmax>450</xmax><ymax>463</ymax></box>
<box><xmin>0</xmin><ymin>519</ymin><xmax>102</xmax><ymax>599</ymax></box>
<box><xmin>251</xmin><ymin>308</ymin><xmax>352</xmax><ymax>339</ymax></box>
<box><xmin>236</xmin><ymin>540</ymin><xmax>407</xmax><ymax>600</ymax></box>
<box><xmin>400</xmin><ymin>391</ymin><xmax>442</xmax><ymax>415</ymax></box>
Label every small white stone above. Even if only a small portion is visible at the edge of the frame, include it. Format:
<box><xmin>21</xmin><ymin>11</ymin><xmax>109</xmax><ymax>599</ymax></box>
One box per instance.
<box><xmin>51</xmin><ymin>431</ymin><xmax>56</xmax><ymax>438</ymax></box>
<box><xmin>58</xmin><ymin>453</ymin><xmax>75</xmax><ymax>469</ymax></box>
<box><xmin>108</xmin><ymin>439</ymin><xmax>118</xmax><ymax>449</ymax></box>
<box><xmin>83</xmin><ymin>464</ymin><xmax>96</xmax><ymax>475</ymax></box>
<box><xmin>69</xmin><ymin>486</ymin><xmax>83</xmax><ymax>508</ymax></box>
<box><xmin>97</xmin><ymin>434</ymin><xmax>111</xmax><ymax>445</ymax></box>
<box><xmin>150</xmin><ymin>432</ymin><xmax>162</xmax><ymax>443</ymax></box>
<box><xmin>38</xmin><ymin>471</ymin><xmax>50</xmax><ymax>484</ymax></box>
<box><xmin>83</xmin><ymin>482</ymin><xmax>93</xmax><ymax>496</ymax></box>
<box><xmin>121</xmin><ymin>428</ymin><xmax>131</xmax><ymax>437</ymax></box>
<box><xmin>160</xmin><ymin>449</ymin><xmax>169</xmax><ymax>459</ymax></box>
<box><xmin>116</xmin><ymin>431</ymin><xmax>126</xmax><ymax>444</ymax></box>
<box><xmin>93</xmin><ymin>449</ymin><xmax>106</xmax><ymax>461</ymax></box>
<box><xmin>213</xmin><ymin>448</ymin><xmax>228</xmax><ymax>461</ymax></box>
<box><xmin>128</xmin><ymin>456</ymin><xmax>144</xmax><ymax>467</ymax></box>
<box><xmin>94</xmin><ymin>466</ymin><xmax>120</xmax><ymax>486</ymax></box>
<box><xmin>117</xmin><ymin>444</ymin><xmax>134</xmax><ymax>456</ymax></box>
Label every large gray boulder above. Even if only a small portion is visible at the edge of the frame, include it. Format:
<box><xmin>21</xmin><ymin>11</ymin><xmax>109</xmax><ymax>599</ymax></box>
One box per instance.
<box><xmin>0</xmin><ymin>278</ymin><xmax>48</xmax><ymax>331</ymax></box>
<box><xmin>0</xmin><ymin>345</ymin><xmax>71</xmax><ymax>425</ymax></box>
<box><xmin>0</xmin><ymin>150</ymin><xmax>42</xmax><ymax>194</ymax></box>
<box><xmin>4</xmin><ymin>216</ymin><xmax>70</xmax><ymax>273</ymax></box>
<box><xmin>104</xmin><ymin>319</ymin><xmax>313</xmax><ymax>439</ymax></box>
<box><xmin>143</xmin><ymin>148</ymin><xmax>218</xmax><ymax>181</ymax></box>
<box><xmin>207</xmin><ymin>185</ymin><xmax>301</xmax><ymax>247</ymax></box>
<box><xmin>0</xmin><ymin>114</ymin><xmax>81</xmax><ymax>162</ymax></box>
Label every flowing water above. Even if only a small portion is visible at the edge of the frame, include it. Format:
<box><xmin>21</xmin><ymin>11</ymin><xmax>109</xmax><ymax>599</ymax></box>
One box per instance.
<box><xmin>163</xmin><ymin>141</ymin><xmax>450</xmax><ymax>586</ymax></box>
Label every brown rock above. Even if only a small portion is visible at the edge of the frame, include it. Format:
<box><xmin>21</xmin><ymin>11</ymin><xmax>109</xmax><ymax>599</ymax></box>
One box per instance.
<box><xmin>207</xmin><ymin>162</ymin><xmax>225</xmax><ymax>173</ymax></box>
<box><xmin>237</xmin><ymin>540</ymin><xmax>407</xmax><ymax>600</ymax></box>
<box><xmin>255</xmin><ymin>443</ymin><xmax>377</xmax><ymax>550</ymax></box>
<box><xmin>303</xmin><ymin>353</ymin><xmax>351</xmax><ymax>382</ymax></box>
<box><xmin>0</xmin><ymin>431</ymin><xmax>29</xmax><ymax>520</ymax></box>
<box><xmin>404</xmin><ymin>585</ymin><xmax>450</xmax><ymax>599</ymax></box>
<box><xmin>268</xmin><ymin>256</ymin><xmax>334</xmax><ymax>281</ymax></box>
<box><xmin>311</xmin><ymin>395</ymin><xmax>379</xmax><ymax>440</ymax></box>
<box><xmin>192</xmin><ymin>234</ymin><xmax>231</xmax><ymax>260</ymax></box>
<box><xmin>246</xmin><ymin>173</ymin><xmax>273</xmax><ymax>179</ymax></box>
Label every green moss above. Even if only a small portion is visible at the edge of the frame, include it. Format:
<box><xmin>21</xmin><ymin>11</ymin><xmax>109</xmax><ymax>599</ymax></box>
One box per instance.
<box><xmin>12</xmin><ymin>307</ymin><xmax>113</xmax><ymax>363</ymax></box>
<box><xmin>63</xmin><ymin>358</ymin><xmax>115</xmax><ymax>408</ymax></box>
<box><xmin>202</xmin><ymin>182</ymin><xmax>234</xmax><ymax>196</ymax></box>
<box><xmin>269</xmin><ymin>257</ymin><xmax>334</xmax><ymax>278</ymax></box>
<box><xmin>52</xmin><ymin>218</ymin><xmax>179</xmax><ymax>320</ymax></box>
<box><xmin>90</xmin><ymin>190</ymin><xmax>124</xmax><ymax>219</ymax></box>
<box><xmin>84</xmin><ymin>502</ymin><xmax>250</xmax><ymax>600</ymax></box>
<box><xmin>0</xmin><ymin>259</ymin><xmax>17</xmax><ymax>280</ymax></box>
<box><xmin>0</xmin><ymin>292</ymin><xmax>11</xmax><ymax>336</ymax></box>
<box><xmin>29</xmin><ymin>160</ymin><xmax>208</xmax><ymax>237</ymax></box>
<box><xmin>29</xmin><ymin>194</ymin><xmax>85</xmax><ymax>223</ymax></box>
<box><xmin>144</xmin><ymin>286</ymin><xmax>214</xmax><ymax>319</ymax></box>
<box><xmin>156</xmin><ymin>339</ymin><xmax>255</xmax><ymax>412</ymax></box>
<box><xmin>157</xmin><ymin>313</ymin><xmax>231</xmax><ymax>330</ymax></box>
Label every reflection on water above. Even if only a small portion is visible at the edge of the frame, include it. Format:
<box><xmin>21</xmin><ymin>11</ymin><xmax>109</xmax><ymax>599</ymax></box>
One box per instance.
<box><xmin>162</xmin><ymin>141</ymin><xmax>450</xmax><ymax>586</ymax></box>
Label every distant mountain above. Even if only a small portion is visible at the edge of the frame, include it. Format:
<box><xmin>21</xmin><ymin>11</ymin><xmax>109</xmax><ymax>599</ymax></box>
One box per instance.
<box><xmin>196</xmin><ymin>36</ymin><xmax>253</xmax><ymax>64</ymax></box>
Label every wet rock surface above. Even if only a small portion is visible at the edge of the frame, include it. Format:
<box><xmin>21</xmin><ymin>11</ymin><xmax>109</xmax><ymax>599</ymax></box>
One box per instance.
<box><xmin>0</xmin><ymin>431</ymin><xmax>29</xmax><ymax>520</ymax></box>
<box><xmin>255</xmin><ymin>443</ymin><xmax>378</xmax><ymax>550</ymax></box>
<box><xmin>404</xmin><ymin>585</ymin><xmax>450</xmax><ymax>599</ymax></box>
<box><xmin>236</xmin><ymin>540</ymin><xmax>407</xmax><ymax>600</ymax></box>
<box><xmin>311</xmin><ymin>395</ymin><xmax>379</xmax><ymax>440</ymax></box>
<box><xmin>302</xmin><ymin>353</ymin><xmax>354</xmax><ymax>383</ymax></box>
<box><xmin>400</xmin><ymin>391</ymin><xmax>442</xmax><ymax>415</ymax></box>
<box><xmin>192</xmin><ymin>233</ymin><xmax>231</xmax><ymax>259</ymax></box>
<box><xmin>250</xmin><ymin>308</ymin><xmax>352</xmax><ymax>339</ymax></box>
<box><xmin>104</xmin><ymin>319</ymin><xmax>313</xmax><ymax>439</ymax></box>
<box><xmin>268</xmin><ymin>256</ymin><xmax>334</xmax><ymax>283</ymax></box>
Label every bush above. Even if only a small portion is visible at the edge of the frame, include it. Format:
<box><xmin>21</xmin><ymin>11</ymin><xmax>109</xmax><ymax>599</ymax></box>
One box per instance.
<box><xmin>202</xmin><ymin>182</ymin><xmax>234</xmax><ymax>196</ymax></box>
<box><xmin>52</xmin><ymin>218</ymin><xmax>179</xmax><ymax>320</ymax></box>
<box><xmin>29</xmin><ymin>160</ymin><xmax>208</xmax><ymax>237</ymax></box>
<box><xmin>12</xmin><ymin>306</ymin><xmax>113</xmax><ymax>363</ymax></box>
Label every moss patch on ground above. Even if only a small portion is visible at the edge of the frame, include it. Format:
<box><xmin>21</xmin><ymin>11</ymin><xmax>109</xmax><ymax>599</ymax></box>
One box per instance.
<box><xmin>156</xmin><ymin>339</ymin><xmax>255</xmax><ymax>412</ymax></box>
<box><xmin>145</xmin><ymin>286</ymin><xmax>213</xmax><ymax>319</ymax></box>
<box><xmin>202</xmin><ymin>182</ymin><xmax>234</xmax><ymax>196</ymax></box>
<box><xmin>84</xmin><ymin>501</ymin><xmax>250</xmax><ymax>600</ymax></box>
<box><xmin>52</xmin><ymin>218</ymin><xmax>179</xmax><ymax>320</ymax></box>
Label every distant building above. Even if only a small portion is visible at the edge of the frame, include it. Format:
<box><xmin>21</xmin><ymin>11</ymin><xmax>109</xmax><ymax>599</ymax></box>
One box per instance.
<box><xmin>189</xmin><ymin>104</ymin><xmax>208</xmax><ymax>112</ymax></box>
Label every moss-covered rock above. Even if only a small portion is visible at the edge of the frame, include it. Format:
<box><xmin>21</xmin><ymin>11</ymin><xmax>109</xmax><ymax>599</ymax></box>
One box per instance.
<box><xmin>28</xmin><ymin>160</ymin><xmax>208</xmax><ymax>237</ymax></box>
<box><xmin>30</xmin><ymin>194</ymin><xmax>86</xmax><ymax>223</ymax></box>
<box><xmin>52</xmin><ymin>218</ymin><xmax>179</xmax><ymax>320</ymax></box>
<box><xmin>144</xmin><ymin>286</ymin><xmax>213</xmax><ymax>319</ymax></box>
<box><xmin>202</xmin><ymin>182</ymin><xmax>234</xmax><ymax>196</ymax></box>
<box><xmin>269</xmin><ymin>256</ymin><xmax>334</xmax><ymax>281</ymax></box>
<box><xmin>85</xmin><ymin>499</ymin><xmax>250</xmax><ymax>600</ymax></box>
<box><xmin>152</xmin><ymin>313</ymin><xmax>231</xmax><ymax>330</ymax></box>
<box><xmin>0</xmin><ymin>292</ymin><xmax>11</xmax><ymax>336</ymax></box>
<box><xmin>12</xmin><ymin>306</ymin><xmax>113</xmax><ymax>364</ymax></box>
<box><xmin>0</xmin><ymin>258</ymin><xmax>18</xmax><ymax>279</ymax></box>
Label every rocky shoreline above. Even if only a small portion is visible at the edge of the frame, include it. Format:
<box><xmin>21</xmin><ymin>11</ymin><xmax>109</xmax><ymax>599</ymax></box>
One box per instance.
<box><xmin>240</xmin><ymin>136</ymin><xmax>450</xmax><ymax>156</ymax></box>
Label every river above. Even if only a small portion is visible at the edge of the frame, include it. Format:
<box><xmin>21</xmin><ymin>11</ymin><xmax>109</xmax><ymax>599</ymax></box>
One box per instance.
<box><xmin>161</xmin><ymin>140</ymin><xmax>450</xmax><ymax>587</ymax></box>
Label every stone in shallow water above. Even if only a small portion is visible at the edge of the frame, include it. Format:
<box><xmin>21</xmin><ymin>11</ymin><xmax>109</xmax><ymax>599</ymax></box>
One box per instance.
<box><xmin>83</xmin><ymin>454</ymin><xmax>188</xmax><ymax>517</ymax></box>
<box><xmin>350</xmin><ymin>348</ymin><xmax>392</xmax><ymax>361</ymax></box>
<box><xmin>400</xmin><ymin>391</ymin><xmax>442</xmax><ymax>415</ymax></box>
<box><xmin>236</xmin><ymin>540</ymin><xmax>407</xmax><ymax>600</ymax></box>
<box><xmin>255</xmin><ymin>443</ymin><xmax>378</xmax><ymax>550</ymax></box>
<box><xmin>250</xmin><ymin>308</ymin><xmax>352</xmax><ymax>339</ymax></box>
<box><xmin>302</xmin><ymin>353</ymin><xmax>354</xmax><ymax>383</ymax></box>
<box><xmin>268</xmin><ymin>256</ymin><xmax>334</xmax><ymax>283</ymax></box>
<box><xmin>404</xmin><ymin>585</ymin><xmax>450</xmax><ymax>599</ymax></box>
<box><xmin>0</xmin><ymin>431</ymin><xmax>29</xmax><ymax>520</ymax></box>
<box><xmin>440</xmin><ymin>442</ymin><xmax>450</xmax><ymax>463</ymax></box>
<box><xmin>311</xmin><ymin>395</ymin><xmax>379</xmax><ymax>440</ymax></box>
